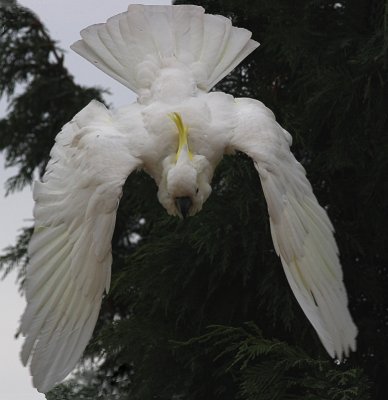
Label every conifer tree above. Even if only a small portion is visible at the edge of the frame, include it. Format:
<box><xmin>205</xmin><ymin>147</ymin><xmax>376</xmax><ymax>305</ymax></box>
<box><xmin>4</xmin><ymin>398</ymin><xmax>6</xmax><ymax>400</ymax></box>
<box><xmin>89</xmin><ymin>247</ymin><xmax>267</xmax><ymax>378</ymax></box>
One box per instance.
<box><xmin>1</xmin><ymin>1</ymin><xmax>387</xmax><ymax>399</ymax></box>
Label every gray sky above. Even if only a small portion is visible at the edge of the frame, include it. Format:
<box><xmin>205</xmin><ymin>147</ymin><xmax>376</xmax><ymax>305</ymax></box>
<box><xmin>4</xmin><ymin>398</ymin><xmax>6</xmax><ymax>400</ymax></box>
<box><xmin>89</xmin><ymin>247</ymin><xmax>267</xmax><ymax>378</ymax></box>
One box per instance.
<box><xmin>0</xmin><ymin>1</ymin><xmax>170</xmax><ymax>398</ymax></box>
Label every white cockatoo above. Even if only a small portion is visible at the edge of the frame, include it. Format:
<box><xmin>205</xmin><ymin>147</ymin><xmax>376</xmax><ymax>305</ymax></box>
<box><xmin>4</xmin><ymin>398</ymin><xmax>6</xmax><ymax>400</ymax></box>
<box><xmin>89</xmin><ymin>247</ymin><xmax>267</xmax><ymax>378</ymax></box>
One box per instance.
<box><xmin>20</xmin><ymin>4</ymin><xmax>357</xmax><ymax>393</ymax></box>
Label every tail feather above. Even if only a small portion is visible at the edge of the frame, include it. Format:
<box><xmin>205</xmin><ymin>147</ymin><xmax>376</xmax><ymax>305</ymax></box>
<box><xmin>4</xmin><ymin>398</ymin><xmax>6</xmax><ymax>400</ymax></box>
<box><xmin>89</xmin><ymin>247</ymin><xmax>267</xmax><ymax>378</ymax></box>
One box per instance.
<box><xmin>200</xmin><ymin>14</ymin><xmax>232</xmax><ymax>73</ymax></box>
<box><xmin>171</xmin><ymin>5</ymin><xmax>204</xmax><ymax>63</ymax></box>
<box><xmin>207</xmin><ymin>25</ymin><xmax>258</xmax><ymax>89</ymax></box>
<box><xmin>71</xmin><ymin>5</ymin><xmax>259</xmax><ymax>94</ymax></box>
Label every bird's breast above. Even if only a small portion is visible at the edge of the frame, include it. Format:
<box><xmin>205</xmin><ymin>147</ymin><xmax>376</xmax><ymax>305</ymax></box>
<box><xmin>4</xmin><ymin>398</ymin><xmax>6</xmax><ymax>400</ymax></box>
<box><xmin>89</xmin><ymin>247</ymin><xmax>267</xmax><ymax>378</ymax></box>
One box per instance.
<box><xmin>140</xmin><ymin>98</ymin><xmax>222</xmax><ymax>159</ymax></box>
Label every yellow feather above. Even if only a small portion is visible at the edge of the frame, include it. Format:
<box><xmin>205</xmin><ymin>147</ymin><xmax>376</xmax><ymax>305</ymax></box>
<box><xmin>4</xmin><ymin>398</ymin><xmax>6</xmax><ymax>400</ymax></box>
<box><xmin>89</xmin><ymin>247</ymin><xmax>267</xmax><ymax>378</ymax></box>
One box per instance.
<box><xmin>168</xmin><ymin>112</ymin><xmax>193</xmax><ymax>161</ymax></box>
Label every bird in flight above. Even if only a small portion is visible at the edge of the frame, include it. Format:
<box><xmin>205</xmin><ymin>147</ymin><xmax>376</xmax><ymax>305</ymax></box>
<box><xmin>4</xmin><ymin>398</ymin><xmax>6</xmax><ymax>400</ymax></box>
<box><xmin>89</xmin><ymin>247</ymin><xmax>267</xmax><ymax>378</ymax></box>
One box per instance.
<box><xmin>19</xmin><ymin>4</ymin><xmax>357</xmax><ymax>392</ymax></box>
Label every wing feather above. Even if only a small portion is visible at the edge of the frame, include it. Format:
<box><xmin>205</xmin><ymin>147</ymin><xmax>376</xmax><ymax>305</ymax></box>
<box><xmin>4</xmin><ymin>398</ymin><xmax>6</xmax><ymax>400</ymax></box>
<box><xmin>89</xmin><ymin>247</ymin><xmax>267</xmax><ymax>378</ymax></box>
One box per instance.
<box><xmin>20</xmin><ymin>100</ymin><xmax>142</xmax><ymax>392</ymax></box>
<box><xmin>230</xmin><ymin>98</ymin><xmax>357</xmax><ymax>359</ymax></box>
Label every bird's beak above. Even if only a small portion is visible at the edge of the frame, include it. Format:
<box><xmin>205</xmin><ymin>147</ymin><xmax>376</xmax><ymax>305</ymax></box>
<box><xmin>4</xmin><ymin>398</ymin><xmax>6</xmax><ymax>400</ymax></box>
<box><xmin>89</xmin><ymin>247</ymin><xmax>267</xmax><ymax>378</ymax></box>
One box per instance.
<box><xmin>175</xmin><ymin>196</ymin><xmax>192</xmax><ymax>218</ymax></box>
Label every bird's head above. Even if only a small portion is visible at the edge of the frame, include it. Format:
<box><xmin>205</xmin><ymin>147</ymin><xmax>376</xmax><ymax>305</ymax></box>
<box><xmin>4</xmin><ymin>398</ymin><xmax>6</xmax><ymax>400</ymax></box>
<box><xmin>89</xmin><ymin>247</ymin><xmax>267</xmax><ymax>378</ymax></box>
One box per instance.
<box><xmin>157</xmin><ymin>112</ymin><xmax>212</xmax><ymax>218</ymax></box>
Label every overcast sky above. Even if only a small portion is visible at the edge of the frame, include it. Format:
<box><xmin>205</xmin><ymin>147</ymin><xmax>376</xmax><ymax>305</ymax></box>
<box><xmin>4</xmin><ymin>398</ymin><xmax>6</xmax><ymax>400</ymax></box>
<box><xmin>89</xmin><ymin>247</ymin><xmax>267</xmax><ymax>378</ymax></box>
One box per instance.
<box><xmin>0</xmin><ymin>1</ymin><xmax>170</xmax><ymax>398</ymax></box>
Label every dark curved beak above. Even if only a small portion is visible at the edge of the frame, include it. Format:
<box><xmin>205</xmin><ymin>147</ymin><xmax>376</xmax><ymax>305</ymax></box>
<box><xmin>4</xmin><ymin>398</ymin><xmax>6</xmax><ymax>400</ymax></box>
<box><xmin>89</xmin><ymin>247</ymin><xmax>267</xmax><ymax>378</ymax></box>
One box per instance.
<box><xmin>175</xmin><ymin>196</ymin><xmax>192</xmax><ymax>219</ymax></box>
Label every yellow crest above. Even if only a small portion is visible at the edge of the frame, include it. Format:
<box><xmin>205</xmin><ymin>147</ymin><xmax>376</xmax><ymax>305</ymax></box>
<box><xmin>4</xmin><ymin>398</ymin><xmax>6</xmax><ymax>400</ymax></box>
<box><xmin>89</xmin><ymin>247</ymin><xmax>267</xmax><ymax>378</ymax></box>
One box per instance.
<box><xmin>169</xmin><ymin>112</ymin><xmax>193</xmax><ymax>161</ymax></box>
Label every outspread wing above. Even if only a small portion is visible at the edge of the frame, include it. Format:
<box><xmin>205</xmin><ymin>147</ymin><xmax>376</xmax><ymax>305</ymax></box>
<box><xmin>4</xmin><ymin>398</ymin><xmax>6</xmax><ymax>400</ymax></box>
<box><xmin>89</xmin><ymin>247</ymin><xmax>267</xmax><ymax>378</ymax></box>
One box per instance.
<box><xmin>20</xmin><ymin>100</ymin><xmax>142</xmax><ymax>392</ymax></box>
<box><xmin>229</xmin><ymin>98</ymin><xmax>357</xmax><ymax>359</ymax></box>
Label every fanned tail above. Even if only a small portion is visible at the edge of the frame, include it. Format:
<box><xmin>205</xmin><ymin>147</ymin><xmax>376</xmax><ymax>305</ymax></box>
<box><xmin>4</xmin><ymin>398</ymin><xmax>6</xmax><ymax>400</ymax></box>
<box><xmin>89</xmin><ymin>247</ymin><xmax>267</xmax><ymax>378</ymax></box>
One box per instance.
<box><xmin>71</xmin><ymin>4</ymin><xmax>259</xmax><ymax>94</ymax></box>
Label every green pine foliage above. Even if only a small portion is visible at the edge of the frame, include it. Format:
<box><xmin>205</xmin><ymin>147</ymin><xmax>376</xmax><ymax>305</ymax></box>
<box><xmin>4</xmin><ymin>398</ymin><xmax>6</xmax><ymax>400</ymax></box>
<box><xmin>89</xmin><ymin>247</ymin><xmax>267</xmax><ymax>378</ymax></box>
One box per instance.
<box><xmin>0</xmin><ymin>3</ymin><xmax>105</xmax><ymax>194</ymax></box>
<box><xmin>1</xmin><ymin>0</ymin><xmax>387</xmax><ymax>399</ymax></box>
<box><xmin>180</xmin><ymin>323</ymin><xmax>370</xmax><ymax>400</ymax></box>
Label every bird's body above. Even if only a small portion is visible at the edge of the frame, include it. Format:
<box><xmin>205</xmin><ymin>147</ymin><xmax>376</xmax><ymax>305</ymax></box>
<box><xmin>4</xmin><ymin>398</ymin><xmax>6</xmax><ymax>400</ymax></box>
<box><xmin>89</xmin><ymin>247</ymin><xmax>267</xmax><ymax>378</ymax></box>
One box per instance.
<box><xmin>20</xmin><ymin>4</ymin><xmax>357</xmax><ymax>393</ymax></box>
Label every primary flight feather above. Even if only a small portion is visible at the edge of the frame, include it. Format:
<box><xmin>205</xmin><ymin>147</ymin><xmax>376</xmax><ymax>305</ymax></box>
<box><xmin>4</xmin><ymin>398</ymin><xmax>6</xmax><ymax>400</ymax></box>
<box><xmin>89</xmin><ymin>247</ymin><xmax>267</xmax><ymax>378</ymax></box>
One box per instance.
<box><xmin>20</xmin><ymin>4</ymin><xmax>357</xmax><ymax>392</ymax></box>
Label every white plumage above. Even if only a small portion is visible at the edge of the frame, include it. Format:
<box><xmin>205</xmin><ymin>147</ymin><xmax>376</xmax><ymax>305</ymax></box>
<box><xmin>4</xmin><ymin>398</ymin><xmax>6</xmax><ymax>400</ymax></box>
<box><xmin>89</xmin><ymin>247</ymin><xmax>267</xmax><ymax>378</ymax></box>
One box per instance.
<box><xmin>20</xmin><ymin>4</ymin><xmax>357</xmax><ymax>393</ymax></box>
<box><xmin>71</xmin><ymin>4</ymin><xmax>257</xmax><ymax>94</ymax></box>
